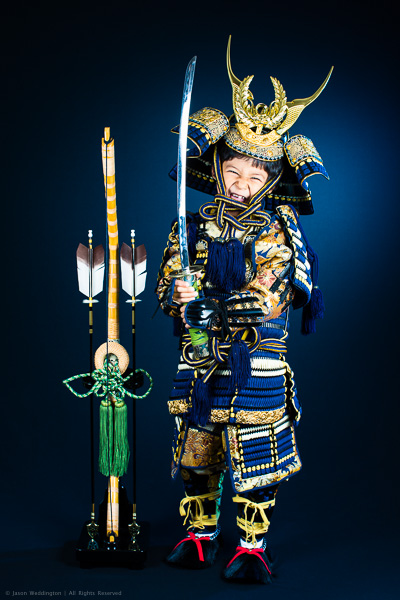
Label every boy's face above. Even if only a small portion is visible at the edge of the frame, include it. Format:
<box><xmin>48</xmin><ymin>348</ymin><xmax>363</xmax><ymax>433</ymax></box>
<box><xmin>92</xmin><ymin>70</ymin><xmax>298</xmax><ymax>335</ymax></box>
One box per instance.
<box><xmin>222</xmin><ymin>157</ymin><xmax>269</xmax><ymax>206</ymax></box>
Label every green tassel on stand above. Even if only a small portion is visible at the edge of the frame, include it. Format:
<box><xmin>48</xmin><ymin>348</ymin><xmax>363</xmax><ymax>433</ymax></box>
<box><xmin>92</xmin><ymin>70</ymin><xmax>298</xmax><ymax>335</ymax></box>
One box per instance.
<box><xmin>99</xmin><ymin>399</ymin><xmax>114</xmax><ymax>476</ymax></box>
<box><xmin>112</xmin><ymin>400</ymin><xmax>130</xmax><ymax>477</ymax></box>
<box><xmin>63</xmin><ymin>366</ymin><xmax>152</xmax><ymax>477</ymax></box>
<box><xmin>98</xmin><ymin>398</ymin><xmax>130</xmax><ymax>477</ymax></box>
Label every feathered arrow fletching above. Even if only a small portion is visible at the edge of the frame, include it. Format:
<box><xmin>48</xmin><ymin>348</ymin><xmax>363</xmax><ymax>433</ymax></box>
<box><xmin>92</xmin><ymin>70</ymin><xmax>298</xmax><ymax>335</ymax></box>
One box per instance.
<box><xmin>120</xmin><ymin>242</ymin><xmax>147</xmax><ymax>298</ymax></box>
<box><xmin>76</xmin><ymin>243</ymin><xmax>105</xmax><ymax>299</ymax></box>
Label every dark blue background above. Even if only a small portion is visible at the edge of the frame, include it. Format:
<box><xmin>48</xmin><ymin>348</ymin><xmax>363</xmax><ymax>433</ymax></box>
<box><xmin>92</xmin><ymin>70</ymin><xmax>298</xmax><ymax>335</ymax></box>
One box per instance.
<box><xmin>3</xmin><ymin>1</ymin><xmax>399</xmax><ymax>597</ymax></box>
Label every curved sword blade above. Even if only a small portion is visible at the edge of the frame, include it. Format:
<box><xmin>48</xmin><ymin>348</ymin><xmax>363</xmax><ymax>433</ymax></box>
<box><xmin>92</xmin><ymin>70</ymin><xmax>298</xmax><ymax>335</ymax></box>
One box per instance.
<box><xmin>177</xmin><ymin>56</ymin><xmax>197</xmax><ymax>273</ymax></box>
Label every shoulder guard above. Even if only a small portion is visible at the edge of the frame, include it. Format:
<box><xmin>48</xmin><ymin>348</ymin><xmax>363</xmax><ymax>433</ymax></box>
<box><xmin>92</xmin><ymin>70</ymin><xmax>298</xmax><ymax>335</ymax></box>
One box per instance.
<box><xmin>275</xmin><ymin>205</ymin><xmax>312</xmax><ymax>309</ymax></box>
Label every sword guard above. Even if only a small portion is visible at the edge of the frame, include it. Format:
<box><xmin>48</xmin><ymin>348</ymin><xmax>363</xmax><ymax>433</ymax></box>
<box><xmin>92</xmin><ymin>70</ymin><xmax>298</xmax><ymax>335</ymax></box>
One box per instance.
<box><xmin>171</xmin><ymin>265</ymin><xmax>204</xmax><ymax>282</ymax></box>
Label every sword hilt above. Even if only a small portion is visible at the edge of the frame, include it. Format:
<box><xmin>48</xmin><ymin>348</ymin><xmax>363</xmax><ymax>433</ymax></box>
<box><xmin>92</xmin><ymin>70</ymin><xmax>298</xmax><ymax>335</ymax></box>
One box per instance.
<box><xmin>172</xmin><ymin>266</ymin><xmax>209</xmax><ymax>359</ymax></box>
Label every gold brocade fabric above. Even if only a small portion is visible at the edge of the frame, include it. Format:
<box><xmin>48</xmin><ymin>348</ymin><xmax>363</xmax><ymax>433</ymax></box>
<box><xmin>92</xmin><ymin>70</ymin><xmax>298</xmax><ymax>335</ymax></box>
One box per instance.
<box><xmin>167</xmin><ymin>402</ymin><xmax>285</xmax><ymax>425</ymax></box>
<box><xmin>180</xmin><ymin>427</ymin><xmax>225</xmax><ymax>469</ymax></box>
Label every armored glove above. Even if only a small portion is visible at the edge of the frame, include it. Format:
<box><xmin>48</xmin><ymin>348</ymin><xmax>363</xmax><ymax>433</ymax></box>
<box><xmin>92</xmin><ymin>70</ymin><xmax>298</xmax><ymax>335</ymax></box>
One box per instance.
<box><xmin>184</xmin><ymin>298</ymin><xmax>223</xmax><ymax>330</ymax></box>
<box><xmin>185</xmin><ymin>296</ymin><xmax>265</xmax><ymax>333</ymax></box>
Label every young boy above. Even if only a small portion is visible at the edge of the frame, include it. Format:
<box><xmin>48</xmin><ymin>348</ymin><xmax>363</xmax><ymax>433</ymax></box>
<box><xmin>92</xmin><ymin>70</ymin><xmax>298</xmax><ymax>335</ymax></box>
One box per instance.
<box><xmin>156</xmin><ymin>44</ymin><xmax>331</xmax><ymax>583</ymax></box>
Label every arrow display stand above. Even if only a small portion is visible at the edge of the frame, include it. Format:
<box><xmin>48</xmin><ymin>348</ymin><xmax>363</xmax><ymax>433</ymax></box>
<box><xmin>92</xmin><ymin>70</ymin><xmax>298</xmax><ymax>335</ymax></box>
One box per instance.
<box><xmin>63</xmin><ymin>128</ymin><xmax>152</xmax><ymax>570</ymax></box>
<box><xmin>76</xmin><ymin>486</ymin><xmax>149</xmax><ymax>569</ymax></box>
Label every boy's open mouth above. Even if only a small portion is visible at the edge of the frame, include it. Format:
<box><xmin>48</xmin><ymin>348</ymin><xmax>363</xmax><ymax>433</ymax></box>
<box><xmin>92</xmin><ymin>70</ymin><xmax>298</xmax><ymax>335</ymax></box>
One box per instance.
<box><xmin>229</xmin><ymin>192</ymin><xmax>248</xmax><ymax>202</ymax></box>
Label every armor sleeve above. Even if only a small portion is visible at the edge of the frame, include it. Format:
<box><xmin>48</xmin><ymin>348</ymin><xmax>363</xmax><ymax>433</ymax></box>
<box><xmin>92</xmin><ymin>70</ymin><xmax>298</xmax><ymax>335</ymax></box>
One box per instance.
<box><xmin>223</xmin><ymin>207</ymin><xmax>315</xmax><ymax>323</ymax></box>
<box><xmin>223</xmin><ymin>214</ymin><xmax>296</xmax><ymax>324</ymax></box>
<box><xmin>156</xmin><ymin>222</ymin><xmax>182</xmax><ymax>318</ymax></box>
<box><xmin>275</xmin><ymin>205</ymin><xmax>313</xmax><ymax>309</ymax></box>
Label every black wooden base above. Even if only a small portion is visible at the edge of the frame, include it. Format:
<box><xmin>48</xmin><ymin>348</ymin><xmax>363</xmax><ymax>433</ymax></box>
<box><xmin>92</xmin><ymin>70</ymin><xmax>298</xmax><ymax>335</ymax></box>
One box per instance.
<box><xmin>75</xmin><ymin>485</ymin><xmax>149</xmax><ymax>569</ymax></box>
<box><xmin>76</xmin><ymin>520</ymin><xmax>149</xmax><ymax>569</ymax></box>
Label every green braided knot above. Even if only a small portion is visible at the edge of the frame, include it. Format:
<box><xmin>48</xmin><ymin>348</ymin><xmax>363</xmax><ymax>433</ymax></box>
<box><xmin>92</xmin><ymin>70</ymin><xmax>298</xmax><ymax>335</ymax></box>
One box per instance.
<box><xmin>63</xmin><ymin>367</ymin><xmax>153</xmax><ymax>400</ymax></box>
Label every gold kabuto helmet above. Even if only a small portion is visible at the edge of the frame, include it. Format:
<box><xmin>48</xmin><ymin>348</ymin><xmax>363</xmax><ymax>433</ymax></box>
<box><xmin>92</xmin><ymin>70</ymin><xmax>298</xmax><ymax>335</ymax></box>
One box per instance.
<box><xmin>169</xmin><ymin>36</ymin><xmax>333</xmax><ymax>214</ymax></box>
<box><xmin>225</xmin><ymin>36</ymin><xmax>333</xmax><ymax>162</ymax></box>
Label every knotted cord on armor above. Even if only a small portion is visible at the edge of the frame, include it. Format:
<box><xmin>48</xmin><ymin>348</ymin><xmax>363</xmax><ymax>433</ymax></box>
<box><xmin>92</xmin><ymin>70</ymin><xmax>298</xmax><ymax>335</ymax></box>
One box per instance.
<box><xmin>182</xmin><ymin>327</ymin><xmax>260</xmax><ymax>381</ymax></box>
<box><xmin>233</xmin><ymin>495</ymin><xmax>275</xmax><ymax>546</ymax></box>
<box><xmin>179</xmin><ymin>490</ymin><xmax>222</xmax><ymax>530</ymax></box>
<box><xmin>182</xmin><ymin>327</ymin><xmax>287</xmax><ymax>382</ymax></box>
<box><xmin>198</xmin><ymin>149</ymin><xmax>282</xmax><ymax>239</ymax></box>
<box><xmin>199</xmin><ymin>193</ymin><xmax>270</xmax><ymax>235</ymax></box>
<box><xmin>181</xmin><ymin>326</ymin><xmax>288</xmax><ymax>425</ymax></box>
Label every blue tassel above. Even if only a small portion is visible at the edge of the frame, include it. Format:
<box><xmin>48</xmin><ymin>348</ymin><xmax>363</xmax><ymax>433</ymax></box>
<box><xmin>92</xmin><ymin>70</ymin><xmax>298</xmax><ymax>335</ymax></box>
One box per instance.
<box><xmin>205</xmin><ymin>238</ymin><xmax>246</xmax><ymax>292</ymax></box>
<box><xmin>228</xmin><ymin>339</ymin><xmax>251</xmax><ymax>392</ymax></box>
<box><xmin>301</xmin><ymin>286</ymin><xmax>325</xmax><ymax>335</ymax></box>
<box><xmin>187</xmin><ymin>219</ymin><xmax>198</xmax><ymax>260</ymax></box>
<box><xmin>311</xmin><ymin>286</ymin><xmax>325</xmax><ymax>320</ymax></box>
<box><xmin>173</xmin><ymin>316</ymin><xmax>183</xmax><ymax>337</ymax></box>
<box><xmin>189</xmin><ymin>378</ymin><xmax>213</xmax><ymax>426</ymax></box>
<box><xmin>294</xmin><ymin>208</ymin><xmax>325</xmax><ymax>335</ymax></box>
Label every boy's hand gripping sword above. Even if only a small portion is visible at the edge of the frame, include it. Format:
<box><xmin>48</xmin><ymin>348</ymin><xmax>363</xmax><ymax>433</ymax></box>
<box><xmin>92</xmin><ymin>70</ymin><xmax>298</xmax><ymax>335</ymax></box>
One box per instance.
<box><xmin>172</xmin><ymin>56</ymin><xmax>209</xmax><ymax>359</ymax></box>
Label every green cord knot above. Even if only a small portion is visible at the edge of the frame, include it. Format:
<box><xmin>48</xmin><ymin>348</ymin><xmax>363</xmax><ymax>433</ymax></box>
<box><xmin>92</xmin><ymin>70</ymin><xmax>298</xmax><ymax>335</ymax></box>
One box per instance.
<box><xmin>62</xmin><ymin>365</ymin><xmax>153</xmax><ymax>400</ymax></box>
<box><xmin>62</xmin><ymin>365</ymin><xmax>153</xmax><ymax>477</ymax></box>
<box><xmin>92</xmin><ymin>366</ymin><xmax>129</xmax><ymax>401</ymax></box>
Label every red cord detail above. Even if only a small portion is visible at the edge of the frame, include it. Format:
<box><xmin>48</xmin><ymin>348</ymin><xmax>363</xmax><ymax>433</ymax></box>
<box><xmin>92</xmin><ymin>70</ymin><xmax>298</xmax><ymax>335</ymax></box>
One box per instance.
<box><xmin>226</xmin><ymin>545</ymin><xmax>271</xmax><ymax>574</ymax></box>
<box><xmin>172</xmin><ymin>531</ymin><xmax>211</xmax><ymax>562</ymax></box>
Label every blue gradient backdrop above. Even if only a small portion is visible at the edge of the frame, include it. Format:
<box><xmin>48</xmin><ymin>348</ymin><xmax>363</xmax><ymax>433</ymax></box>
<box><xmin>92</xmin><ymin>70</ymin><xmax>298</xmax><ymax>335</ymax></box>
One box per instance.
<box><xmin>3</xmin><ymin>1</ymin><xmax>399</xmax><ymax>598</ymax></box>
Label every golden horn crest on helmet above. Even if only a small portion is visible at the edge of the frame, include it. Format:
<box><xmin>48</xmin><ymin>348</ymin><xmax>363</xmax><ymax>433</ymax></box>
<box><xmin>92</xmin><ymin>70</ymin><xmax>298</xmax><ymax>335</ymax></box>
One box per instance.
<box><xmin>226</xmin><ymin>35</ymin><xmax>333</xmax><ymax>146</ymax></box>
